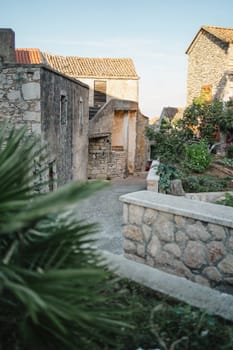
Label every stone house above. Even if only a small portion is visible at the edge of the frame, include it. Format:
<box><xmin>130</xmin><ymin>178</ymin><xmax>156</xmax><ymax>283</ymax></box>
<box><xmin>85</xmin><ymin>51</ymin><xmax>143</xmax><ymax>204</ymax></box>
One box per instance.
<box><xmin>158</xmin><ymin>107</ymin><xmax>183</xmax><ymax>127</ymax></box>
<box><xmin>0</xmin><ymin>29</ymin><xmax>89</xmax><ymax>186</ymax></box>
<box><xmin>41</xmin><ymin>52</ymin><xmax>149</xmax><ymax>178</ymax></box>
<box><xmin>186</xmin><ymin>25</ymin><xmax>233</xmax><ymax>106</ymax></box>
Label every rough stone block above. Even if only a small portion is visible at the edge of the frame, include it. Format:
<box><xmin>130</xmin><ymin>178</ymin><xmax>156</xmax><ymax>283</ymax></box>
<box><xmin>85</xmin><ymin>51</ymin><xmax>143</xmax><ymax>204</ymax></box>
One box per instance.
<box><xmin>7</xmin><ymin>90</ymin><xmax>20</xmax><ymax>101</ymax></box>
<box><xmin>164</xmin><ymin>243</ymin><xmax>181</xmax><ymax>258</ymax></box>
<box><xmin>129</xmin><ymin>204</ymin><xmax>144</xmax><ymax>225</ymax></box>
<box><xmin>143</xmin><ymin>208</ymin><xmax>157</xmax><ymax>225</ymax></box>
<box><xmin>147</xmin><ymin>235</ymin><xmax>161</xmax><ymax>257</ymax></box>
<box><xmin>123</xmin><ymin>225</ymin><xmax>143</xmax><ymax>242</ymax></box>
<box><xmin>155</xmin><ymin>251</ymin><xmax>173</xmax><ymax>267</ymax></box>
<box><xmin>175</xmin><ymin>230</ymin><xmax>188</xmax><ymax>243</ymax></box>
<box><xmin>142</xmin><ymin>224</ymin><xmax>152</xmax><ymax>242</ymax></box>
<box><xmin>123</xmin><ymin>239</ymin><xmax>136</xmax><ymax>254</ymax></box>
<box><xmin>186</xmin><ymin>221</ymin><xmax>211</xmax><ymax>242</ymax></box>
<box><xmin>22</xmin><ymin>82</ymin><xmax>40</xmax><ymax>100</ymax></box>
<box><xmin>174</xmin><ymin>261</ymin><xmax>192</xmax><ymax>279</ymax></box>
<box><xmin>137</xmin><ymin>244</ymin><xmax>145</xmax><ymax>258</ymax></box>
<box><xmin>184</xmin><ymin>241</ymin><xmax>207</xmax><ymax>269</ymax></box>
<box><xmin>23</xmin><ymin>111</ymin><xmax>41</xmax><ymax>122</ymax></box>
<box><xmin>208</xmin><ymin>223</ymin><xmax>226</xmax><ymax>241</ymax></box>
<box><xmin>154</xmin><ymin>217</ymin><xmax>174</xmax><ymax>242</ymax></box>
<box><xmin>218</xmin><ymin>255</ymin><xmax>233</xmax><ymax>275</ymax></box>
<box><xmin>207</xmin><ymin>241</ymin><xmax>225</xmax><ymax>264</ymax></box>
<box><xmin>174</xmin><ymin>215</ymin><xmax>186</xmax><ymax>227</ymax></box>
<box><xmin>203</xmin><ymin>267</ymin><xmax>222</xmax><ymax>282</ymax></box>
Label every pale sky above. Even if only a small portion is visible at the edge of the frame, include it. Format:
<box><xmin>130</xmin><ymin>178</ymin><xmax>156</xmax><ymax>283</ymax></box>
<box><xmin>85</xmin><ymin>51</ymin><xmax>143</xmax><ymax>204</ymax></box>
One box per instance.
<box><xmin>1</xmin><ymin>0</ymin><xmax>233</xmax><ymax>118</ymax></box>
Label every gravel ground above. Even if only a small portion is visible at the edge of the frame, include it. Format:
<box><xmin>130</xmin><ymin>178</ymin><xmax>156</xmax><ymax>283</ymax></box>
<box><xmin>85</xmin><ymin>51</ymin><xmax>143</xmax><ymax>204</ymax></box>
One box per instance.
<box><xmin>75</xmin><ymin>175</ymin><xmax>147</xmax><ymax>254</ymax></box>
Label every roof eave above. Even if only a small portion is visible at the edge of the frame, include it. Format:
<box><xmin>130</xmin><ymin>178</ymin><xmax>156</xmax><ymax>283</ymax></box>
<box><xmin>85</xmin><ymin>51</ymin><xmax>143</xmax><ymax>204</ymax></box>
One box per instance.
<box><xmin>69</xmin><ymin>74</ymin><xmax>139</xmax><ymax>80</ymax></box>
<box><xmin>185</xmin><ymin>27</ymin><xmax>204</xmax><ymax>55</ymax></box>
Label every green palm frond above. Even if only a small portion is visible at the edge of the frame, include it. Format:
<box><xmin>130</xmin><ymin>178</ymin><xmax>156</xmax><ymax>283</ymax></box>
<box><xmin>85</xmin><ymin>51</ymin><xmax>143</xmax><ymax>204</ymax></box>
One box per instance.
<box><xmin>0</xmin><ymin>124</ymin><xmax>131</xmax><ymax>350</ymax></box>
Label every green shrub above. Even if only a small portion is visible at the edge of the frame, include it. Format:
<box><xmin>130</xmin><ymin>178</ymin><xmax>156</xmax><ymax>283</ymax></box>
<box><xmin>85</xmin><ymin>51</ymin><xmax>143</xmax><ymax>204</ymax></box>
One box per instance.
<box><xmin>183</xmin><ymin>140</ymin><xmax>211</xmax><ymax>173</ymax></box>
<box><xmin>107</xmin><ymin>280</ymin><xmax>233</xmax><ymax>350</ymax></box>
<box><xmin>156</xmin><ymin>163</ymin><xmax>181</xmax><ymax>193</ymax></box>
<box><xmin>226</xmin><ymin>144</ymin><xmax>233</xmax><ymax>159</ymax></box>
<box><xmin>182</xmin><ymin>174</ymin><xmax>229</xmax><ymax>193</ymax></box>
<box><xmin>217</xmin><ymin>157</ymin><xmax>233</xmax><ymax>168</ymax></box>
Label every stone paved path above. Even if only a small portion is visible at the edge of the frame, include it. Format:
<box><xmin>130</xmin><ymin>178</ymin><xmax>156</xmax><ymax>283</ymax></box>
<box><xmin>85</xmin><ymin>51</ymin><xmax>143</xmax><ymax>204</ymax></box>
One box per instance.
<box><xmin>76</xmin><ymin>175</ymin><xmax>146</xmax><ymax>254</ymax></box>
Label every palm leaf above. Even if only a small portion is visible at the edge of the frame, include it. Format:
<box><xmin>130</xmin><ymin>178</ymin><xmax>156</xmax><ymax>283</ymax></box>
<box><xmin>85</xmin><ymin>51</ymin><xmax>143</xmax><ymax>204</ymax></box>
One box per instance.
<box><xmin>0</xmin><ymin>123</ymin><xmax>132</xmax><ymax>350</ymax></box>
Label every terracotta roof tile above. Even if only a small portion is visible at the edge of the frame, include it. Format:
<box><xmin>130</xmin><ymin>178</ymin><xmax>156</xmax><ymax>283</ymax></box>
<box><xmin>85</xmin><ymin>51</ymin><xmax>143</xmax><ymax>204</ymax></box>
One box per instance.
<box><xmin>203</xmin><ymin>25</ymin><xmax>233</xmax><ymax>43</ymax></box>
<box><xmin>16</xmin><ymin>48</ymin><xmax>43</xmax><ymax>64</ymax></box>
<box><xmin>42</xmin><ymin>53</ymin><xmax>138</xmax><ymax>79</ymax></box>
<box><xmin>186</xmin><ymin>25</ymin><xmax>233</xmax><ymax>54</ymax></box>
<box><xmin>15</xmin><ymin>48</ymin><xmax>138</xmax><ymax>79</ymax></box>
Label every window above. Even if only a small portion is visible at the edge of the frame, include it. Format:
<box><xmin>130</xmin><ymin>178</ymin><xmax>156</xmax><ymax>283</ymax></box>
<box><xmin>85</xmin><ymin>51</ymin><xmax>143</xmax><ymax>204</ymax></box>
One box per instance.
<box><xmin>200</xmin><ymin>85</ymin><xmax>212</xmax><ymax>102</ymax></box>
<box><xmin>94</xmin><ymin>80</ymin><xmax>106</xmax><ymax>107</ymax></box>
<box><xmin>79</xmin><ymin>97</ymin><xmax>83</xmax><ymax>134</ymax></box>
<box><xmin>60</xmin><ymin>94</ymin><xmax>67</xmax><ymax>125</ymax></box>
<box><xmin>48</xmin><ymin>161</ymin><xmax>56</xmax><ymax>192</ymax></box>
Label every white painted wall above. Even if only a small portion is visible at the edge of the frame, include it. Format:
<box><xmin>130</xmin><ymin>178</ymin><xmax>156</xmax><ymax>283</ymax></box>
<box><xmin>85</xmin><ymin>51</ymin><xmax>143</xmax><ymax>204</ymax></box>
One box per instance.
<box><xmin>77</xmin><ymin>77</ymin><xmax>138</xmax><ymax>106</ymax></box>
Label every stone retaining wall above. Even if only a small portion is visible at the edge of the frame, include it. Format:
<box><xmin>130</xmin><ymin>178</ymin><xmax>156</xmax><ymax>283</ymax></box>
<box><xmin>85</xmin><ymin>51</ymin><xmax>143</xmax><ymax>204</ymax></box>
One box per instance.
<box><xmin>120</xmin><ymin>191</ymin><xmax>233</xmax><ymax>290</ymax></box>
<box><xmin>88</xmin><ymin>135</ymin><xmax>127</xmax><ymax>179</ymax></box>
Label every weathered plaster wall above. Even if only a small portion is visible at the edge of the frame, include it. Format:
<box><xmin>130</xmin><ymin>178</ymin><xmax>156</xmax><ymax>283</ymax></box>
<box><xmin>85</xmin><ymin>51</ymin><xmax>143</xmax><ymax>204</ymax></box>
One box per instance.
<box><xmin>112</xmin><ymin>110</ymin><xmax>125</xmax><ymax>149</ymax></box>
<box><xmin>127</xmin><ymin>111</ymin><xmax>136</xmax><ymax>174</ymax></box>
<box><xmin>135</xmin><ymin>112</ymin><xmax>149</xmax><ymax>172</ymax></box>
<box><xmin>120</xmin><ymin>191</ymin><xmax>233</xmax><ymax>291</ymax></box>
<box><xmin>186</xmin><ymin>31</ymin><xmax>229</xmax><ymax>105</ymax></box>
<box><xmin>77</xmin><ymin>77</ymin><xmax>138</xmax><ymax>106</ymax></box>
<box><xmin>40</xmin><ymin>67</ymin><xmax>89</xmax><ymax>185</ymax></box>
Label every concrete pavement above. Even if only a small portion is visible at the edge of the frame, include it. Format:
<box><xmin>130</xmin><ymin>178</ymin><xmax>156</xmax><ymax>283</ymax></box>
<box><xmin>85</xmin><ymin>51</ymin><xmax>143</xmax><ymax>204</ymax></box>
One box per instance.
<box><xmin>76</xmin><ymin>175</ymin><xmax>146</xmax><ymax>254</ymax></box>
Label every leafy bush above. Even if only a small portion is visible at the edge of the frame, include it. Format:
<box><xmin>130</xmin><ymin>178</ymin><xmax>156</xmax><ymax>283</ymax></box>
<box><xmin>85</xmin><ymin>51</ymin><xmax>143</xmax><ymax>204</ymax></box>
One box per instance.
<box><xmin>106</xmin><ymin>280</ymin><xmax>233</xmax><ymax>350</ymax></box>
<box><xmin>183</xmin><ymin>140</ymin><xmax>211</xmax><ymax>173</ymax></box>
<box><xmin>217</xmin><ymin>157</ymin><xmax>233</xmax><ymax>168</ymax></box>
<box><xmin>182</xmin><ymin>174</ymin><xmax>230</xmax><ymax>193</ymax></box>
<box><xmin>145</xmin><ymin>126</ymin><xmax>187</xmax><ymax>164</ymax></box>
<box><xmin>226</xmin><ymin>144</ymin><xmax>233</xmax><ymax>159</ymax></box>
<box><xmin>156</xmin><ymin>163</ymin><xmax>181</xmax><ymax>193</ymax></box>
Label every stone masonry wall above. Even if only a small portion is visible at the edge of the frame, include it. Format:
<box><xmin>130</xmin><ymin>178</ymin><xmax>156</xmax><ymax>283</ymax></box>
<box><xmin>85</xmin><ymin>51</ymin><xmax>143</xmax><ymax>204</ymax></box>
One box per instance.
<box><xmin>186</xmin><ymin>31</ymin><xmax>229</xmax><ymax>106</ymax></box>
<box><xmin>0</xmin><ymin>63</ymin><xmax>89</xmax><ymax>186</ymax></box>
<box><xmin>121</xmin><ymin>191</ymin><xmax>233</xmax><ymax>290</ymax></box>
<box><xmin>0</xmin><ymin>64</ymin><xmax>41</xmax><ymax>133</ymax></box>
<box><xmin>88</xmin><ymin>135</ymin><xmax>127</xmax><ymax>179</ymax></box>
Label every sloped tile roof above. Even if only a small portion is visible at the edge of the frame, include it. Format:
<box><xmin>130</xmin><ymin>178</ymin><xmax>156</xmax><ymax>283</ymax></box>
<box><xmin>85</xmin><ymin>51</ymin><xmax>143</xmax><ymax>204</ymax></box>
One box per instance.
<box><xmin>186</xmin><ymin>25</ymin><xmax>233</xmax><ymax>54</ymax></box>
<box><xmin>42</xmin><ymin>53</ymin><xmax>138</xmax><ymax>79</ymax></box>
<box><xmin>15</xmin><ymin>48</ymin><xmax>138</xmax><ymax>79</ymax></box>
<box><xmin>203</xmin><ymin>25</ymin><xmax>233</xmax><ymax>43</ymax></box>
<box><xmin>16</xmin><ymin>48</ymin><xmax>43</xmax><ymax>64</ymax></box>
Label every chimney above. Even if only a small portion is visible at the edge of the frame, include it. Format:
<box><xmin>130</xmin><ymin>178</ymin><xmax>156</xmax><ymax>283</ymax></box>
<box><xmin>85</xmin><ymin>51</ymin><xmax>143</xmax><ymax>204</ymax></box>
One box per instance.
<box><xmin>0</xmin><ymin>28</ymin><xmax>16</xmax><ymax>63</ymax></box>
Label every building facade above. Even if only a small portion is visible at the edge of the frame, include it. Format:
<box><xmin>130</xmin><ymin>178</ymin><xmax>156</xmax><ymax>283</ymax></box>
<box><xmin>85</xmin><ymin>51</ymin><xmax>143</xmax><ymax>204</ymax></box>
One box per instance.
<box><xmin>186</xmin><ymin>25</ymin><xmax>233</xmax><ymax>106</ymax></box>
<box><xmin>0</xmin><ymin>29</ymin><xmax>89</xmax><ymax>186</ymax></box>
<box><xmin>41</xmin><ymin>51</ymin><xmax>148</xmax><ymax>178</ymax></box>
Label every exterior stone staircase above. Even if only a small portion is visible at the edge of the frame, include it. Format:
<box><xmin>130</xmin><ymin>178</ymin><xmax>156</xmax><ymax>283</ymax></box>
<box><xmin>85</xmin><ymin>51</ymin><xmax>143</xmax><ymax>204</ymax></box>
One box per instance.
<box><xmin>89</xmin><ymin>106</ymin><xmax>100</xmax><ymax>119</ymax></box>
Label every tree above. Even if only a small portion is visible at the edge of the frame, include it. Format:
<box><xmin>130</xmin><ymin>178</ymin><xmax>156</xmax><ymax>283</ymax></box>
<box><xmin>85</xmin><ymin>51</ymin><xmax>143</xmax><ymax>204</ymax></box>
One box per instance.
<box><xmin>0</xmin><ymin>124</ymin><xmax>130</xmax><ymax>350</ymax></box>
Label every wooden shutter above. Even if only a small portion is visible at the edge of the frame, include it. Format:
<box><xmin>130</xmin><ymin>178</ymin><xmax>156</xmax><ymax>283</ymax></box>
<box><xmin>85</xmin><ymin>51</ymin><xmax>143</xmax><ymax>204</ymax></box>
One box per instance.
<box><xmin>94</xmin><ymin>80</ymin><xmax>106</xmax><ymax>107</ymax></box>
